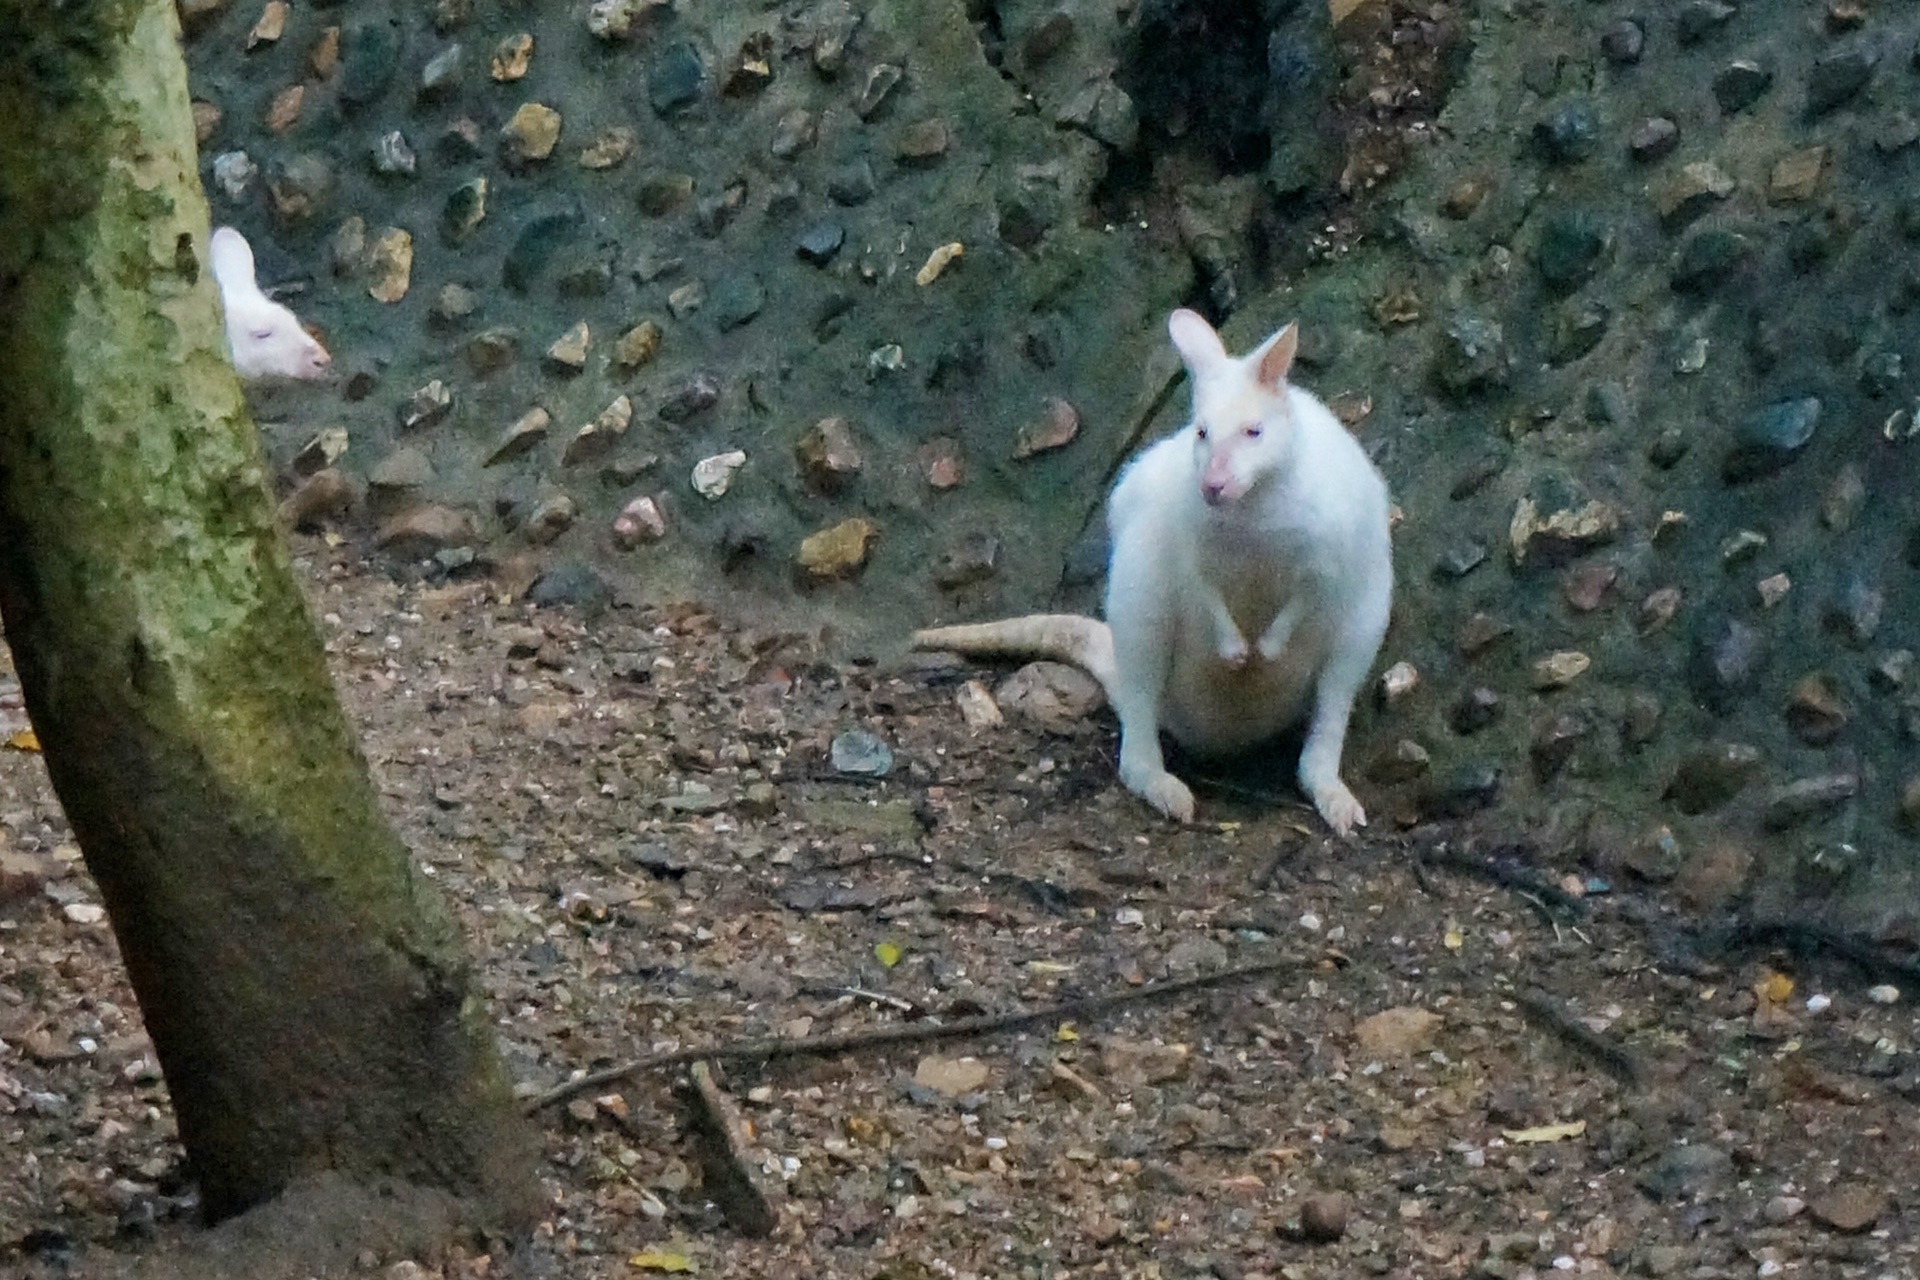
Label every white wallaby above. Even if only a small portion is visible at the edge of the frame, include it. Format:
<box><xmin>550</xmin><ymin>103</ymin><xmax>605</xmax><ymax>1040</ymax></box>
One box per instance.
<box><xmin>915</xmin><ymin>309</ymin><xmax>1393</xmax><ymax>834</ymax></box>
<box><xmin>208</xmin><ymin>226</ymin><xmax>332</xmax><ymax>382</ymax></box>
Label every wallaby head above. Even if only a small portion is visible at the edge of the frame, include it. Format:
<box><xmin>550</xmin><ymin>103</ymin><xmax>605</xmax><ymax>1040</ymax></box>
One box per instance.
<box><xmin>209</xmin><ymin>226</ymin><xmax>333</xmax><ymax>382</ymax></box>
<box><xmin>1167</xmin><ymin>308</ymin><xmax>1299</xmax><ymax>508</ymax></box>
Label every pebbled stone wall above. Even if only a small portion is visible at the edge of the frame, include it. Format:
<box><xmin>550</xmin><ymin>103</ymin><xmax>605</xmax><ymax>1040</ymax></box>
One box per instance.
<box><xmin>182</xmin><ymin>0</ymin><xmax>1920</xmax><ymax>931</ymax></box>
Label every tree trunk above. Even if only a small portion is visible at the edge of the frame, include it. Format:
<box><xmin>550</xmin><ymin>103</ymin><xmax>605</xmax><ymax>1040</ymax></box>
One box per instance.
<box><xmin>0</xmin><ymin>0</ymin><xmax>539</xmax><ymax>1228</ymax></box>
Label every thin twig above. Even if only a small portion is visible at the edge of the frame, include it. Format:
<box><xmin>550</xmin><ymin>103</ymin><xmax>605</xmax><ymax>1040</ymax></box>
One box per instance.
<box><xmin>525</xmin><ymin>956</ymin><xmax>1305</xmax><ymax>1115</ymax></box>
<box><xmin>1513</xmin><ymin>987</ymin><xmax>1644</xmax><ymax>1087</ymax></box>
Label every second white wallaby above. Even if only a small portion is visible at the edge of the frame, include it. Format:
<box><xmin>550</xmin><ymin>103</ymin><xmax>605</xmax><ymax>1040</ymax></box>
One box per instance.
<box><xmin>915</xmin><ymin>309</ymin><xmax>1393</xmax><ymax>835</ymax></box>
<box><xmin>208</xmin><ymin>226</ymin><xmax>333</xmax><ymax>383</ymax></box>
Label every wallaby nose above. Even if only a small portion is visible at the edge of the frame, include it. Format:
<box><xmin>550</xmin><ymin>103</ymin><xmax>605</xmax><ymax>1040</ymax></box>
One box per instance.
<box><xmin>1201</xmin><ymin>478</ymin><xmax>1229</xmax><ymax>506</ymax></box>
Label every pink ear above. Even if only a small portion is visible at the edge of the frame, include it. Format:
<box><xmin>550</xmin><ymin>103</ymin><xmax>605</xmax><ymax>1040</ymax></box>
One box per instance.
<box><xmin>1253</xmin><ymin>322</ymin><xmax>1298</xmax><ymax>392</ymax></box>
<box><xmin>1167</xmin><ymin>308</ymin><xmax>1227</xmax><ymax>372</ymax></box>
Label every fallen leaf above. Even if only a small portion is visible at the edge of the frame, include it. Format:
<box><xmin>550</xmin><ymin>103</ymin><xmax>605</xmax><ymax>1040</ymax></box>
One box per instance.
<box><xmin>914</xmin><ymin>1054</ymin><xmax>990</xmax><ymax>1097</ymax></box>
<box><xmin>6</xmin><ymin>728</ymin><xmax>39</xmax><ymax>752</ymax></box>
<box><xmin>873</xmin><ymin>940</ymin><xmax>902</xmax><ymax>968</ymax></box>
<box><xmin>629</xmin><ymin>1250</ymin><xmax>694</xmax><ymax>1272</ymax></box>
<box><xmin>1353</xmin><ymin>1006</ymin><xmax>1443</xmax><ymax>1057</ymax></box>
<box><xmin>1503</xmin><ymin>1120</ymin><xmax>1587</xmax><ymax>1144</ymax></box>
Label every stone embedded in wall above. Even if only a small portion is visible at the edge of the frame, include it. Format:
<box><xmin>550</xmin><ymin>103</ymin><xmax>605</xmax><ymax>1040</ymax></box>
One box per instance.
<box><xmin>1769</xmin><ymin>147</ymin><xmax>1829</xmax><ymax>203</ymax></box>
<box><xmin>544</xmin><ymin>322</ymin><xmax>591</xmax><ymax>374</ymax></box>
<box><xmin>486</xmin><ymin>408</ymin><xmax>552</xmax><ymax>467</ymax></box>
<box><xmin>278</xmin><ymin>469</ymin><xmax>355</xmax><ymax>531</ymax></box>
<box><xmin>659</xmin><ymin>374</ymin><xmax>720</xmax><ymax>423</ymax></box>
<box><xmin>795</xmin><ymin>418</ymin><xmax>863</xmax><ymax>495</ymax></box>
<box><xmin>1712</xmin><ymin>60</ymin><xmax>1773</xmax><ymax>114</ymax></box>
<box><xmin>919</xmin><ymin>438</ymin><xmax>966</xmax><ymax>490</ymax></box>
<box><xmin>1786</xmin><ymin>674</ymin><xmax>1849</xmax><ymax>745</ymax></box>
<box><xmin>418</xmin><ymin>43</ymin><xmax>461</xmax><ymax>101</ymax></box>
<box><xmin>1012</xmin><ymin>398</ymin><xmax>1080</xmax><ymax>460</ymax></box>
<box><xmin>366</xmin><ymin>227</ymin><xmax>413</xmax><ymax>303</ymax></box>
<box><xmin>798</xmin><ymin>519</ymin><xmax>879</xmax><ymax>582</ymax></box>
<box><xmin>442</xmin><ymin>177</ymin><xmax>487</xmax><ymax>243</ymax></box>
<box><xmin>1655</xmin><ymin>162</ymin><xmax>1735</xmax><ymax>226</ymax></box>
<box><xmin>370</xmin><ymin>446</ymin><xmax>434</xmax><ymax>494</ymax></box>
<box><xmin>579</xmin><ymin>127</ymin><xmax>637</xmax><ymax>170</ymax></box>
<box><xmin>1806</xmin><ymin>48</ymin><xmax>1874</xmax><ymax>117</ymax></box>
<box><xmin>1665</xmin><ymin>743</ymin><xmax>1763</xmax><ymax>816</ymax></box>
<box><xmin>502</xmin><ymin>103</ymin><xmax>562</xmax><ymax>167</ymax></box>
<box><xmin>691</xmin><ymin>451</ymin><xmax>747</xmax><ymax>499</ymax></box>
<box><xmin>587</xmin><ymin>0</ymin><xmax>668</xmax><ymax>42</ymax></box>
<box><xmin>935</xmin><ymin>533</ymin><xmax>1000</xmax><ymax>589</ymax></box>
<box><xmin>612</xmin><ymin>321</ymin><xmax>663</xmax><ymax>371</ymax></box>
<box><xmin>466</xmin><ymin>328</ymin><xmax>518</xmax><ymax>376</ymax></box>
<box><xmin>1531</xmin><ymin>651</ymin><xmax>1590</xmax><ymax>691</ymax></box>
<box><xmin>1508</xmin><ymin>497</ymin><xmax>1621</xmax><ymax>567</ymax></box>
<box><xmin>378</xmin><ymin>505</ymin><xmax>479</xmax><ymax>558</ymax></box>
<box><xmin>563</xmin><ymin>396</ymin><xmax>633</xmax><ymax>468</ymax></box>
<box><xmin>490</xmin><ymin>33</ymin><xmax>533</xmax><ymax>81</ymax></box>
<box><xmin>1762</xmin><ymin>774</ymin><xmax>1858</xmax><ymax>832</ymax></box>
<box><xmin>398</xmin><ymin>380</ymin><xmax>453</xmax><ymax>432</ymax></box>
<box><xmin>525</xmin><ymin>494</ymin><xmax>577</xmax><ymax>546</ymax></box>
<box><xmin>612</xmin><ymin>496</ymin><xmax>668</xmax><ymax>549</ymax></box>
<box><xmin>265</xmin><ymin>85</ymin><xmax>303</xmax><ymax>135</ymax></box>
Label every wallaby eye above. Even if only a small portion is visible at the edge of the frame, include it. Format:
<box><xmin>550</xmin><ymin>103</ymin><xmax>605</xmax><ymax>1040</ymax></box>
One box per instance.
<box><xmin>250</xmin><ymin>325</ymin><xmax>275</xmax><ymax>340</ymax></box>
<box><xmin>1195</xmin><ymin>425</ymin><xmax>1209</xmax><ymax>441</ymax></box>
<box><xmin>1243</xmin><ymin>423</ymin><xmax>1263</xmax><ymax>440</ymax></box>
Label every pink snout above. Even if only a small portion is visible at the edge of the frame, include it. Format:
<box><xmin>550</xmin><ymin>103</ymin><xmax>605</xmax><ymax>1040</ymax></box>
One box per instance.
<box><xmin>1200</xmin><ymin>456</ymin><xmax>1240</xmax><ymax>506</ymax></box>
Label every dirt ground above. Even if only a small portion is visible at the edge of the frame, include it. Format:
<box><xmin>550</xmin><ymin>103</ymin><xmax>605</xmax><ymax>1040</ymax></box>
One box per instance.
<box><xmin>2</xmin><ymin>546</ymin><xmax>1917</xmax><ymax>1280</ymax></box>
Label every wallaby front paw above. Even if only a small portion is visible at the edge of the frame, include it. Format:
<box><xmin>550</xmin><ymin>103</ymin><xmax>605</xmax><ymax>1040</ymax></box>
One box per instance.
<box><xmin>1126</xmin><ymin>770</ymin><xmax>1196</xmax><ymax>823</ymax></box>
<box><xmin>1311</xmin><ymin>780</ymin><xmax>1366</xmax><ymax>836</ymax></box>
<box><xmin>1217</xmin><ymin>634</ymin><xmax>1250</xmax><ymax>668</ymax></box>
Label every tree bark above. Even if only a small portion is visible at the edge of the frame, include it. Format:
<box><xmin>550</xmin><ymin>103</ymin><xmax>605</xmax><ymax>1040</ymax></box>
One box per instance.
<box><xmin>0</xmin><ymin>0</ymin><xmax>539</xmax><ymax>1228</ymax></box>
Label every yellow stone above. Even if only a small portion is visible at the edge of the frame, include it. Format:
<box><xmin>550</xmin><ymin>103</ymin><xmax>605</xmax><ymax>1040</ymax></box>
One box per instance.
<box><xmin>613</xmin><ymin>320</ymin><xmax>662</xmax><ymax>370</ymax></box>
<box><xmin>491</xmin><ymin>33</ymin><xmax>534</xmax><ymax>81</ymax></box>
<box><xmin>798</xmin><ymin>518</ymin><xmax>878</xmax><ymax>581</ymax></box>
<box><xmin>367</xmin><ymin>228</ymin><xmax>414</xmax><ymax>303</ymax></box>
<box><xmin>502</xmin><ymin>102</ymin><xmax>562</xmax><ymax>164</ymax></box>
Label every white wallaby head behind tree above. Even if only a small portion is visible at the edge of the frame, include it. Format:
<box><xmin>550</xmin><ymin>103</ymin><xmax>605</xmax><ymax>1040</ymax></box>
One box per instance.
<box><xmin>208</xmin><ymin>226</ymin><xmax>332</xmax><ymax>383</ymax></box>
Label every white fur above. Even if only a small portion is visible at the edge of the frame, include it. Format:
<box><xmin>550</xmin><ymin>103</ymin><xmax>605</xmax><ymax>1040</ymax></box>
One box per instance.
<box><xmin>915</xmin><ymin>309</ymin><xmax>1392</xmax><ymax>835</ymax></box>
<box><xmin>208</xmin><ymin>226</ymin><xmax>332</xmax><ymax>382</ymax></box>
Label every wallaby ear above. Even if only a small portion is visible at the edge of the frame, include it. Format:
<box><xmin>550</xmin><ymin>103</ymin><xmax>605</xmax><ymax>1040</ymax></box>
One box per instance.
<box><xmin>1167</xmin><ymin>308</ymin><xmax>1227</xmax><ymax>373</ymax></box>
<box><xmin>208</xmin><ymin>226</ymin><xmax>256</xmax><ymax>284</ymax></box>
<box><xmin>1252</xmin><ymin>322</ymin><xmax>1299</xmax><ymax>393</ymax></box>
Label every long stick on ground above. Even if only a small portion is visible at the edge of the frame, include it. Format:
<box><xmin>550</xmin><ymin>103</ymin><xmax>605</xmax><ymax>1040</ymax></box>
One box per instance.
<box><xmin>526</xmin><ymin>956</ymin><xmax>1306</xmax><ymax>1115</ymax></box>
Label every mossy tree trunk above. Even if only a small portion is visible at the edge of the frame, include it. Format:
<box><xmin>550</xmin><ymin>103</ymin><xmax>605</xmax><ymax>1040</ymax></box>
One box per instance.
<box><xmin>0</xmin><ymin>0</ymin><xmax>539</xmax><ymax>1228</ymax></box>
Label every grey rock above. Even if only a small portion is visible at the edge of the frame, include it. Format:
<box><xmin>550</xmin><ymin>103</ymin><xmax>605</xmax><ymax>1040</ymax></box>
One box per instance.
<box><xmin>828</xmin><ymin>159</ymin><xmax>877</xmax><ymax>206</ymax></box>
<box><xmin>1420</xmin><ymin>765</ymin><xmax>1501</xmax><ymax>818</ymax></box>
<box><xmin>502</xmin><ymin>210</ymin><xmax>582</xmax><ymax>293</ymax></box>
<box><xmin>658</xmin><ymin>374</ymin><xmax>720</xmax><ymax>423</ymax></box>
<box><xmin>1536</xmin><ymin>209</ymin><xmax>1609</xmax><ymax>288</ymax></box>
<box><xmin>1637</xmin><ymin>1143</ymin><xmax>1732</xmax><ymax>1201</ymax></box>
<box><xmin>418</xmin><ymin>42</ymin><xmax>462</xmax><ymax>101</ymax></box>
<box><xmin>1534</xmin><ymin>99</ymin><xmax>1599</xmax><ymax>164</ymax></box>
<box><xmin>796</xmin><ymin>221</ymin><xmax>845</xmax><ymax>265</ymax></box>
<box><xmin>1806</xmin><ymin>48</ymin><xmax>1875</xmax><ymax>116</ymax></box>
<box><xmin>1762</xmin><ymin>775</ymin><xmax>1859</xmax><ymax>831</ymax></box>
<box><xmin>527</xmin><ymin>561</ymin><xmax>612</xmax><ymax>612</ymax></box>
<box><xmin>372</xmin><ymin>129</ymin><xmax>416</xmax><ymax>176</ymax></box>
<box><xmin>1433</xmin><ymin>542</ymin><xmax>1487</xmax><ymax>580</ymax></box>
<box><xmin>339</xmin><ymin>20</ymin><xmax>403</xmax><ymax>111</ymax></box>
<box><xmin>1670</xmin><ymin>227</ymin><xmax>1752</xmax><ymax>292</ymax></box>
<box><xmin>1676</xmin><ymin>0</ymin><xmax>1736</xmax><ymax>45</ymax></box>
<box><xmin>1600</xmin><ymin>20</ymin><xmax>1643</xmax><ymax>64</ymax></box>
<box><xmin>1712</xmin><ymin>60</ymin><xmax>1772</xmax><ymax>114</ymax></box>
<box><xmin>1448</xmin><ymin>687</ymin><xmax>1501</xmax><ymax>735</ymax></box>
<box><xmin>710</xmin><ymin>275</ymin><xmax>765</xmax><ymax>332</ymax></box>
<box><xmin>830</xmin><ymin>728</ymin><xmax>894</xmax><ymax>776</ymax></box>
<box><xmin>1432</xmin><ymin>313</ymin><xmax>1508</xmax><ymax>399</ymax></box>
<box><xmin>1724</xmin><ymin>397</ymin><xmax>1820</xmax><ymax>482</ymax></box>
<box><xmin>1666</xmin><ymin>742</ymin><xmax>1763</xmax><ymax>815</ymax></box>
<box><xmin>1689</xmin><ymin>619</ymin><xmax>1765</xmax><ymax>713</ymax></box>
<box><xmin>1628</xmin><ymin>116</ymin><xmax>1679</xmax><ymax>162</ymax></box>
<box><xmin>649</xmin><ymin>43</ymin><xmax>707</xmax><ymax>116</ymax></box>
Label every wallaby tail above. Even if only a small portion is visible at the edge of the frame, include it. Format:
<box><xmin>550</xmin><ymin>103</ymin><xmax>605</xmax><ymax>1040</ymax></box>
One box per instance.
<box><xmin>912</xmin><ymin>613</ymin><xmax>1118</xmax><ymax>696</ymax></box>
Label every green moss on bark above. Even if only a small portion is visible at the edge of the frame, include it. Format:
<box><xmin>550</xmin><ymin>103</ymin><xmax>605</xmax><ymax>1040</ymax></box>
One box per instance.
<box><xmin>0</xmin><ymin>0</ymin><xmax>538</xmax><ymax>1229</ymax></box>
